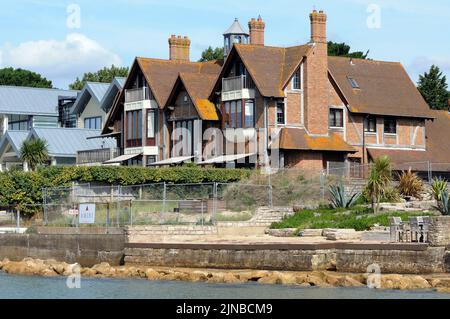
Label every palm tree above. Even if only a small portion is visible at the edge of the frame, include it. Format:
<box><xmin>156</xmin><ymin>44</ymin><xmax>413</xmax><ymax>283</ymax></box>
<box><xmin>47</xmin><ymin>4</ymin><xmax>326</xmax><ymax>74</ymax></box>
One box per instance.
<box><xmin>20</xmin><ymin>138</ymin><xmax>49</xmax><ymax>171</ymax></box>
<box><xmin>365</xmin><ymin>156</ymin><xmax>392</xmax><ymax>214</ymax></box>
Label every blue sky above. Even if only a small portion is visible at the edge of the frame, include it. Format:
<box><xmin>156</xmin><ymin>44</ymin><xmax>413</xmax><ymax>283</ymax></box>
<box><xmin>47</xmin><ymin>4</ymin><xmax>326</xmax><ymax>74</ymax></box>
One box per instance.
<box><xmin>0</xmin><ymin>0</ymin><xmax>449</xmax><ymax>89</ymax></box>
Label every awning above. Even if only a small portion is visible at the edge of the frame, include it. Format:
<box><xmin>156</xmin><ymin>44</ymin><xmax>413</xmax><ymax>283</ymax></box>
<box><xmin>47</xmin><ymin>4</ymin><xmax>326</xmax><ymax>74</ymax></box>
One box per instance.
<box><xmin>198</xmin><ymin>153</ymin><xmax>255</xmax><ymax>165</ymax></box>
<box><xmin>148</xmin><ymin>156</ymin><xmax>194</xmax><ymax>166</ymax></box>
<box><xmin>103</xmin><ymin>153</ymin><xmax>141</xmax><ymax>164</ymax></box>
<box><xmin>87</xmin><ymin>132</ymin><xmax>121</xmax><ymax>140</ymax></box>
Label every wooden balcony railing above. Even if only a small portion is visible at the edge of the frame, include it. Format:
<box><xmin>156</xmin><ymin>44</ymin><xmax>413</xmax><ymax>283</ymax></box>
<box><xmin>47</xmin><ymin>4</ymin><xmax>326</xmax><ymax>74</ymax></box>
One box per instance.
<box><xmin>222</xmin><ymin>75</ymin><xmax>255</xmax><ymax>92</ymax></box>
<box><xmin>125</xmin><ymin>87</ymin><xmax>151</xmax><ymax>103</ymax></box>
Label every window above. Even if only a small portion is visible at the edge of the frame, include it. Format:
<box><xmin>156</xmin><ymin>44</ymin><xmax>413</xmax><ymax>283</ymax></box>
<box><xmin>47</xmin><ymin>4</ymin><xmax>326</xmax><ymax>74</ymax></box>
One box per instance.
<box><xmin>126</xmin><ymin>110</ymin><xmax>143</xmax><ymax>147</ymax></box>
<box><xmin>244</xmin><ymin>100</ymin><xmax>255</xmax><ymax>127</ymax></box>
<box><xmin>146</xmin><ymin>156</ymin><xmax>156</xmax><ymax>167</ymax></box>
<box><xmin>292</xmin><ymin>68</ymin><xmax>301</xmax><ymax>90</ymax></box>
<box><xmin>364</xmin><ymin>116</ymin><xmax>377</xmax><ymax>133</ymax></box>
<box><xmin>84</xmin><ymin>117</ymin><xmax>102</xmax><ymax>130</ymax></box>
<box><xmin>8</xmin><ymin>115</ymin><xmax>30</xmax><ymax>131</ymax></box>
<box><xmin>147</xmin><ymin>110</ymin><xmax>156</xmax><ymax>138</ymax></box>
<box><xmin>384</xmin><ymin>118</ymin><xmax>397</xmax><ymax>134</ymax></box>
<box><xmin>347</xmin><ymin>77</ymin><xmax>360</xmax><ymax>89</ymax></box>
<box><xmin>329</xmin><ymin>108</ymin><xmax>344</xmax><ymax>128</ymax></box>
<box><xmin>277</xmin><ymin>102</ymin><xmax>285</xmax><ymax>125</ymax></box>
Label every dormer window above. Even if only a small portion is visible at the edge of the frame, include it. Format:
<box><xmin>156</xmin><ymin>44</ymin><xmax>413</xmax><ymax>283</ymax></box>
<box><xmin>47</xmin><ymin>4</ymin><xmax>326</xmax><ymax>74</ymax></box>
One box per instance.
<box><xmin>292</xmin><ymin>68</ymin><xmax>301</xmax><ymax>90</ymax></box>
<box><xmin>348</xmin><ymin>77</ymin><xmax>360</xmax><ymax>89</ymax></box>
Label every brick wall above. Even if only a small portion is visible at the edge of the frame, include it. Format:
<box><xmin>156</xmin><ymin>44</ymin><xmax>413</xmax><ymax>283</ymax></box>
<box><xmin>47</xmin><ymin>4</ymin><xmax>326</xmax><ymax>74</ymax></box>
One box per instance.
<box><xmin>284</xmin><ymin>151</ymin><xmax>323</xmax><ymax>170</ymax></box>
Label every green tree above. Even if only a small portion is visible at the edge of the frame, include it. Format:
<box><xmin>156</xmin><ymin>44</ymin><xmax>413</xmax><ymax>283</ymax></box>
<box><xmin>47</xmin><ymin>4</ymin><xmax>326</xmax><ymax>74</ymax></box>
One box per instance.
<box><xmin>69</xmin><ymin>65</ymin><xmax>129</xmax><ymax>90</ymax></box>
<box><xmin>417</xmin><ymin>65</ymin><xmax>449</xmax><ymax>110</ymax></box>
<box><xmin>365</xmin><ymin>156</ymin><xmax>392</xmax><ymax>214</ymax></box>
<box><xmin>20</xmin><ymin>138</ymin><xmax>49</xmax><ymax>172</ymax></box>
<box><xmin>0</xmin><ymin>67</ymin><xmax>53</xmax><ymax>88</ymax></box>
<box><xmin>199</xmin><ymin>47</ymin><xmax>224</xmax><ymax>62</ymax></box>
<box><xmin>328</xmin><ymin>42</ymin><xmax>369</xmax><ymax>59</ymax></box>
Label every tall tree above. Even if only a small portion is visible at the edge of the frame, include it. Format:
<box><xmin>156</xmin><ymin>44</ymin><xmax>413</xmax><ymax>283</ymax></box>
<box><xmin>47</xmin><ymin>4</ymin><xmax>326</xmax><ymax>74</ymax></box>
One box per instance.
<box><xmin>69</xmin><ymin>65</ymin><xmax>129</xmax><ymax>90</ymax></box>
<box><xmin>417</xmin><ymin>65</ymin><xmax>449</xmax><ymax>110</ymax></box>
<box><xmin>328</xmin><ymin>42</ymin><xmax>369</xmax><ymax>59</ymax></box>
<box><xmin>20</xmin><ymin>138</ymin><xmax>49</xmax><ymax>171</ymax></box>
<box><xmin>0</xmin><ymin>67</ymin><xmax>53</xmax><ymax>88</ymax></box>
<box><xmin>199</xmin><ymin>47</ymin><xmax>224</xmax><ymax>62</ymax></box>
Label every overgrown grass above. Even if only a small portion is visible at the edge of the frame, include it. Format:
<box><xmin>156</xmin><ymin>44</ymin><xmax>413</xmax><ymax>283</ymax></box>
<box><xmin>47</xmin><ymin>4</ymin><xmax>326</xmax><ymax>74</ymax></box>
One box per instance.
<box><xmin>271</xmin><ymin>206</ymin><xmax>435</xmax><ymax>231</ymax></box>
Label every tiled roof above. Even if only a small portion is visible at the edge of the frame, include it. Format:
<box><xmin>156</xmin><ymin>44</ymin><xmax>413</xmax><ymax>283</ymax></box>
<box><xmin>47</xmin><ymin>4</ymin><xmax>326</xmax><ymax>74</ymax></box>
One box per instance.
<box><xmin>0</xmin><ymin>86</ymin><xmax>78</xmax><ymax>116</ymax></box>
<box><xmin>137</xmin><ymin>57</ymin><xmax>223</xmax><ymax>108</ymax></box>
<box><xmin>224</xmin><ymin>18</ymin><xmax>249</xmax><ymax>35</ymax></box>
<box><xmin>30</xmin><ymin>128</ymin><xmax>116</xmax><ymax>157</ymax></box>
<box><xmin>328</xmin><ymin>56</ymin><xmax>433</xmax><ymax>119</ymax></box>
<box><xmin>178</xmin><ymin>73</ymin><xmax>219</xmax><ymax>121</ymax></box>
<box><xmin>278</xmin><ymin>128</ymin><xmax>356</xmax><ymax>152</ymax></box>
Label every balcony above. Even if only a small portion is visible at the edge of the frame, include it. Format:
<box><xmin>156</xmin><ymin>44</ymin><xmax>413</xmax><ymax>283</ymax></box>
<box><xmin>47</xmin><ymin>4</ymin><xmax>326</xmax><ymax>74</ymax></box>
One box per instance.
<box><xmin>77</xmin><ymin>148</ymin><xmax>120</xmax><ymax>166</ymax></box>
<box><xmin>124</xmin><ymin>87</ymin><xmax>158</xmax><ymax>111</ymax></box>
<box><xmin>222</xmin><ymin>75</ymin><xmax>255</xmax><ymax>101</ymax></box>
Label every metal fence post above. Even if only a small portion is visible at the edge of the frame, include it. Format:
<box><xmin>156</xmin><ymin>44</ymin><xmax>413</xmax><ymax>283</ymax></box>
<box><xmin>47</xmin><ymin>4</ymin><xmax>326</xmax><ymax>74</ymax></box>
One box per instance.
<box><xmin>161</xmin><ymin>182</ymin><xmax>167</xmax><ymax>224</ymax></box>
<box><xmin>42</xmin><ymin>188</ymin><xmax>48</xmax><ymax>226</ymax></box>
<box><xmin>117</xmin><ymin>185</ymin><xmax>121</xmax><ymax>227</ymax></box>
<box><xmin>213</xmin><ymin>182</ymin><xmax>217</xmax><ymax>225</ymax></box>
<box><xmin>320</xmin><ymin>171</ymin><xmax>326</xmax><ymax>202</ymax></box>
<box><xmin>428</xmin><ymin>161</ymin><xmax>432</xmax><ymax>184</ymax></box>
<box><xmin>269</xmin><ymin>185</ymin><xmax>273</xmax><ymax>208</ymax></box>
<box><xmin>129</xmin><ymin>200</ymin><xmax>133</xmax><ymax>227</ymax></box>
<box><xmin>16</xmin><ymin>208</ymin><xmax>20</xmax><ymax>232</ymax></box>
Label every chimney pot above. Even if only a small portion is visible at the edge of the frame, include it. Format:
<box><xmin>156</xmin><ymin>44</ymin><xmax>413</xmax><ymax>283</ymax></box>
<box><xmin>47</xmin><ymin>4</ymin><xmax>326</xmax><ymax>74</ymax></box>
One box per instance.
<box><xmin>248</xmin><ymin>16</ymin><xmax>265</xmax><ymax>46</ymax></box>
<box><xmin>169</xmin><ymin>34</ymin><xmax>191</xmax><ymax>62</ymax></box>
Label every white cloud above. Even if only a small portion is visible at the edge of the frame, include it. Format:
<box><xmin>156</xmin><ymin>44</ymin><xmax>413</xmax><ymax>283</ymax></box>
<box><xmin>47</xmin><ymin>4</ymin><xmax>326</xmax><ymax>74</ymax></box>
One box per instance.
<box><xmin>0</xmin><ymin>33</ymin><xmax>122</xmax><ymax>88</ymax></box>
<box><xmin>408</xmin><ymin>56</ymin><xmax>450</xmax><ymax>82</ymax></box>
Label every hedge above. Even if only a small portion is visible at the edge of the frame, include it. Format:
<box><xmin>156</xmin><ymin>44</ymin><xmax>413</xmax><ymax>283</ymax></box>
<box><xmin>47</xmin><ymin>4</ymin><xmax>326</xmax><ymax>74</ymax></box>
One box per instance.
<box><xmin>0</xmin><ymin>166</ymin><xmax>252</xmax><ymax>213</ymax></box>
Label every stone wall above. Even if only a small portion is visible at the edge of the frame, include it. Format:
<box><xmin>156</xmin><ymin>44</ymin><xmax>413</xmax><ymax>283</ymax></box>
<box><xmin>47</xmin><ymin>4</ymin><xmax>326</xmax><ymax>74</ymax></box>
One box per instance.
<box><xmin>428</xmin><ymin>217</ymin><xmax>450</xmax><ymax>247</ymax></box>
<box><xmin>0</xmin><ymin>234</ymin><xmax>125</xmax><ymax>267</ymax></box>
<box><xmin>124</xmin><ymin>242</ymin><xmax>446</xmax><ymax>274</ymax></box>
<box><xmin>125</xmin><ymin>225</ymin><xmax>217</xmax><ymax>243</ymax></box>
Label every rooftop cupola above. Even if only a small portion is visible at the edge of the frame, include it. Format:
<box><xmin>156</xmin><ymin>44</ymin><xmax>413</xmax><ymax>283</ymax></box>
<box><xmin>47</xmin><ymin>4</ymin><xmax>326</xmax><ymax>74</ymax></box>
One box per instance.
<box><xmin>223</xmin><ymin>18</ymin><xmax>249</xmax><ymax>58</ymax></box>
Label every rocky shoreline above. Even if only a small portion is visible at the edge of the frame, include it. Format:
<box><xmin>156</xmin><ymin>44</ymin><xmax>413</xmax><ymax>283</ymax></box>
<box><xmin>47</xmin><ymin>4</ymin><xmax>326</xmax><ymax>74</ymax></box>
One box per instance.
<box><xmin>2</xmin><ymin>258</ymin><xmax>450</xmax><ymax>293</ymax></box>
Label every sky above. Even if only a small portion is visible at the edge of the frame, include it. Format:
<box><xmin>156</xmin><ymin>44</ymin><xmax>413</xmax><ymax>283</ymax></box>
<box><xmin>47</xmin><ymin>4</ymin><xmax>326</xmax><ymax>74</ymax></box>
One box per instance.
<box><xmin>0</xmin><ymin>0</ymin><xmax>449</xmax><ymax>89</ymax></box>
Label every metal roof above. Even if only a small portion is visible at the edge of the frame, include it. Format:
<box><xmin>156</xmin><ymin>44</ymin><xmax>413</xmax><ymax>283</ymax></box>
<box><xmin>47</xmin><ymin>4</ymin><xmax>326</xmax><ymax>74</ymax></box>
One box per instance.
<box><xmin>0</xmin><ymin>130</ymin><xmax>29</xmax><ymax>156</ymax></box>
<box><xmin>100</xmin><ymin>77</ymin><xmax>127</xmax><ymax>113</ymax></box>
<box><xmin>223</xmin><ymin>18</ymin><xmax>249</xmax><ymax>35</ymax></box>
<box><xmin>72</xmin><ymin>82</ymin><xmax>110</xmax><ymax>115</ymax></box>
<box><xmin>0</xmin><ymin>86</ymin><xmax>78</xmax><ymax>116</ymax></box>
<box><xmin>30</xmin><ymin>128</ymin><xmax>117</xmax><ymax>157</ymax></box>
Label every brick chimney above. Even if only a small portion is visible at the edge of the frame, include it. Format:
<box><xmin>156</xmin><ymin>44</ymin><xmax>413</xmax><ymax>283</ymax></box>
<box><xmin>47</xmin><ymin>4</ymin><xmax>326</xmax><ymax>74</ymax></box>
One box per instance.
<box><xmin>248</xmin><ymin>16</ymin><xmax>265</xmax><ymax>45</ymax></box>
<box><xmin>304</xmin><ymin>10</ymin><xmax>329</xmax><ymax>135</ymax></box>
<box><xmin>169</xmin><ymin>35</ymin><xmax>191</xmax><ymax>61</ymax></box>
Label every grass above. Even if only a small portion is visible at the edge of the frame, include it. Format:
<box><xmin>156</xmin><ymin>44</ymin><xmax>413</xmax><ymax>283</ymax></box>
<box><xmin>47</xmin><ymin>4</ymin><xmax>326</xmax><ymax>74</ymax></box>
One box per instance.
<box><xmin>271</xmin><ymin>206</ymin><xmax>435</xmax><ymax>231</ymax></box>
<box><xmin>215</xmin><ymin>212</ymin><xmax>253</xmax><ymax>222</ymax></box>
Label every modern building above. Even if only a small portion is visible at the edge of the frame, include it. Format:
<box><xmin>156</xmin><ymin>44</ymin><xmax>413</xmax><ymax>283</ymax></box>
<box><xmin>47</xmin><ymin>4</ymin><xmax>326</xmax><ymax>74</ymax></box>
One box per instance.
<box><xmin>102</xmin><ymin>11</ymin><xmax>450</xmax><ymax>172</ymax></box>
<box><xmin>0</xmin><ymin>127</ymin><xmax>116</xmax><ymax>171</ymax></box>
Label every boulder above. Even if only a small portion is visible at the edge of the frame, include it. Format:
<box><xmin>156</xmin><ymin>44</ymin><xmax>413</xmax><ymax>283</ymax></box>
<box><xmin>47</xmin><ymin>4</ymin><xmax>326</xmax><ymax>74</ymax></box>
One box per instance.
<box><xmin>265</xmin><ymin>229</ymin><xmax>297</xmax><ymax>237</ymax></box>
<box><xmin>258</xmin><ymin>273</ymin><xmax>282</xmax><ymax>285</ymax></box>
<box><xmin>237</xmin><ymin>271</ymin><xmax>270</xmax><ymax>282</ymax></box>
<box><xmin>145</xmin><ymin>269</ymin><xmax>163</xmax><ymax>281</ymax></box>
<box><xmin>326</xmin><ymin>229</ymin><xmax>362</xmax><ymax>241</ymax></box>
<box><xmin>91</xmin><ymin>262</ymin><xmax>114</xmax><ymax>276</ymax></box>
<box><xmin>299</xmin><ymin>229</ymin><xmax>323</xmax><ymax>237</ymax></box>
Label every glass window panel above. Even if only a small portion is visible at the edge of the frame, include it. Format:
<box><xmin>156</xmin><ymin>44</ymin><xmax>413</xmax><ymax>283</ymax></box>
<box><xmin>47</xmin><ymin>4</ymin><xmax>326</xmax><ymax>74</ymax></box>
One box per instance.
<box><xmin>147</xmin><ymin>111</ymin><xmax>155</xmax><ymax>138</ymax></box>
<box><xmin>236</xmin><ymin>101</ymin><xmax>242</xmax><ymax>128</ymax></box>
<box><xmin>245</xmin><ymin>100</ymin><xmax>254</xmax><ymax>127</ymax></box>
<box><xmin>230</xmin><ymin>101</ymin><xmax>236</xmax><ymax>128</ymax></box>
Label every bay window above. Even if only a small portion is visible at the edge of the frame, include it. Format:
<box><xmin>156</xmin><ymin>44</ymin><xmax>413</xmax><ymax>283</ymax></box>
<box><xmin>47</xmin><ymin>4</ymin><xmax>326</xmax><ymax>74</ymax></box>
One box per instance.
<box><xmin>126</xmin><ymin>110</ymin><xmax>142</xmax><ymax>147</ymax></box>
<box><xmin>224</xmin><ymin>99</ymin><xmax>255</xmax><ymax>128</ymax></box>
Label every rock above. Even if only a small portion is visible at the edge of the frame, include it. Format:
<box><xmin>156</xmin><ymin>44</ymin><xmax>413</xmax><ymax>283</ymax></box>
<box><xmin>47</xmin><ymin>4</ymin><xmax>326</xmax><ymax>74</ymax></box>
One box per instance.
<box><xmin>278</xmin><ymin>273</ymin><xmax>298</xmax><ymax>285</ymax></box>
<box><xmin>145</xmin><ymin>269</ymin><xmax>163</xmax><ymax>281</ymax></box>
<box><xmin>265</xmin><ymin>228</ymin><xmax>297</xmax><ymax>237</ymax></box>
<box><xmin>163</xmin><ymin>271</ymin><xmax>189</xmax><ymax>281</ymax></box>
<box><xmin>187</xmin><ymin>271</ymin><xmax>210</xmax><ymax>282</ymax></box>
<box><xmin>91</xmin><ymin>263</ymin><xmax>114</xmax><ymax>276</ymax></box>
<box><xmin>81</xmin><ymin>268</ymin><xmax>98</xmax><ymax>277</ymax></box>
<box><xmin>237</xmin><ymin>271</ymin><xmax>270</xmax><ymax>282</ymax></box>
<box><xmin>40</xmin><ymin>268</ymin><xmax>58</xmax><ymax>277</ymax></box>
<box><xmin>299</xmin><ymin>229</ymin><xmax>323</xmax><ymax>237</ymax></box>
<box><xmin>258</xmin><ymin>273</ymin><xmax>281</xmax><ymax>285</ymax></box>
<box><xmin>381</xmin><ymin>275</ymin><xmax>431</xmax><ymax>290</ymax></box>
<box><xmin>325</xmin><ymin>229</ymin><xmax>362</xmax><ymax>241</ymax></box>
<box><xmin>63</xmin><ymin>263</ymin><xmax>81</xmax><ymax>276</ymax></box>
<box><xmin>208</xmin><ymin>272</ymin><xmax>241</xmax><ymax>284</ymax></box>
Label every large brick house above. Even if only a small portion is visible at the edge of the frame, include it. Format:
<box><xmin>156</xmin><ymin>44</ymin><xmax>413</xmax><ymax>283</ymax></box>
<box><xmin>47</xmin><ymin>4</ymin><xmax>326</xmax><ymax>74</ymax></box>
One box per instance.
<box><xmin>103</xmin><ymin>10</ymin><xmax>449</xmax><ymax>172</ymax></box>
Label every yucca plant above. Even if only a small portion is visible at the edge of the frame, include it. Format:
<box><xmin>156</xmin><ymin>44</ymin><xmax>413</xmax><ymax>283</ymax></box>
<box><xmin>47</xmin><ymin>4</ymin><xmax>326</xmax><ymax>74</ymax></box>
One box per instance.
<box><xmin>365</xmin><ymin>156</ymin><xmax>392</xmax><ymax>214</ymax></box>
<box><xmin>432</xmin><ymin>177</ymin><xmax>448</xmax><ymax>201</ymax></box>
<box><xmin>397</xmin><ymin>169</ymin><xmax>424</xmax><ymax>199</ymax></box>
<box><xmin>20</xmin><ymin>138</ymin><xmax>49</xmax><ymax>171</ymax></box>
<box><xmin>329</xmin><ymin>182</ymin><xmax>360</xmax><ymax>209</ymax></box>
<box><xmin>435</xmin><ymin>189</ymin><xmax>450</xmax><ymax>216</ymax></box>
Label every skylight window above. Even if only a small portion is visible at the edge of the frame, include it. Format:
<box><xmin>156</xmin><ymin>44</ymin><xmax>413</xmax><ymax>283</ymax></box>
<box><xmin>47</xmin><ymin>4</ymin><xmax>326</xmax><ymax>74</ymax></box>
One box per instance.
<box><xmin>347</xmin><ymin>77</ymin><xmax>360</xmax><ymax>89</ymax></box>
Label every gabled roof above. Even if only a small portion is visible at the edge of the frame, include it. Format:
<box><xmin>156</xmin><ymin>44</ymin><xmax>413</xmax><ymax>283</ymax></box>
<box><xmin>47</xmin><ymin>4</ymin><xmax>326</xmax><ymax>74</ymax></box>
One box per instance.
<box><xmin>29</xmin><ymin>128</ymin><xmax>116</xmax><ymax>157</ymax></box>
<box><xmin>72</xmin><ymin>82</ymin><xmax>110</xmax><ymax>115</ymax></box>
<box><xmin>328</xmin><ymin>56</ymin><xmax>433</xmax><ymax>119</ymax></box>
<box><xmin>99</xmin><ymin>77</ymin><xmax>126</xmax><ymax>113</ymax></box>
<box><xmin>0</xmin><ymin>86</ymin><xmax>78</xmax><ymax>116</ymax></box>
<box><xmin>277</xmin><ymin>128</ymin><xmax>356</xmax><ymax>153</ymax></box>
<box><xmin>136</xmin><ymin>57</ymin><xmax>223</xmax><ymax>108</ymax></box>
<box><xmin>211</xmin><ymin>44</ymin><xmax>311</xmax><ymax>98</ymax></box>
<box><xmin>224</xmin><ymin>18</ymin><xmax>249</xmax><ymax>35</ymax></box>
<box><xmin>168</xmin><ymin>73</ymin><xmax>220</xmax><ymax>121</ymax></box>
<box><xmin>0</xmin><ymin>130</ymin><xmax>29</xmax><ymax>156</ymax></box>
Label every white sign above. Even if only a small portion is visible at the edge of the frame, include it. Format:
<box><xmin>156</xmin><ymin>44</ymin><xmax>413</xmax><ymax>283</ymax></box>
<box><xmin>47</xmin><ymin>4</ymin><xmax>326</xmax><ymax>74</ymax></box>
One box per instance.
<box><xmin>79</xmin><ymin>204</ymin><xmax>96</xmax><ymax>224</ymax></box>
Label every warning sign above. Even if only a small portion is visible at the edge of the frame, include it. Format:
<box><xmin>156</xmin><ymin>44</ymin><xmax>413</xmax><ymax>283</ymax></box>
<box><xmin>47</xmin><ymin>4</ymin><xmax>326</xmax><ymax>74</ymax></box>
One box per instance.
<box><xmin>79</xmin><ymin>204</ymin><xmax>96</xmax><ymax>224</ymax></box>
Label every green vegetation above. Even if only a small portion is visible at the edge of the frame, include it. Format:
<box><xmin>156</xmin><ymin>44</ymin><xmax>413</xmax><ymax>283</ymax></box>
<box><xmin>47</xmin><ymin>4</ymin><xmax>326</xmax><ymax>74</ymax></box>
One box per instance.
<box><xmin>69</xmin><ymin>65</ymin><xmax>129</xmax><ymax>90</ymax></box>
<box><xmin>199</xmin><ymin>46</ymin><xmax>224</xmax><ymax>62</ymax></box>
<box><xmin>20</xmin><ymin>138</ymin><xmax>49</xmax><ymax>171</ymax></box>
<box><xmin>364</xmin><ymin>156</ymin><xmax>393</xmax><ymax>214</ymax></box>
<box><xmin>328</xmin><ymin>42</ymin><xmax>369</xmax><ymax>59</ymax></box>
<box><xmin>432</xmin><ymin>177</ymin><xmax>448</xmax><ymax>201</ymax></box>
<box><xmin>271</xmin><ymin>206</ymin><xmax>433</xmax><ymax>232</ymax></box>
<box><xmin>397</xmin><ymin>169</ymin><xmax>424</xmax><ymax>199</ymax></box>
<box><xmin>0</xmin><ymin>67</ymin><xmax>53</xmax><ymax>88</ymax></box>
<box><xmin>435</xmin><ymin>189</ymin><xmax>450</xmax><ymax>216</ymax></box>
<box><xmin>328</xmin><ymin>182</ymin><xmax>360</xmax><ymax>209</ymax></box>
<box><xmin>417</xmin><ymin>65</ymin><xmax>449</xmax><ymax>110</ymax></box>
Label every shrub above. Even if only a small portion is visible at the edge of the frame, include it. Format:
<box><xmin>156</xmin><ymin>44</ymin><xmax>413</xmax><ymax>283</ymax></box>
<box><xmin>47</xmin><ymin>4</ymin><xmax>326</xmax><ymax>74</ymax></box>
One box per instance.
<box><xmin>364</xmin><ymin>156</ymin><xmax>392</xmax><ymax>213</ymax></box>
<box><xmin>328</xmin><ymin>182</ymin><xmax>360</xmax><ymax>209</ymax></box>
<box><xmin>432</xmin><ymin>177</ymin><xmax>448</xmax><ymax>201</ymax></box>
<box><xmin>435</xmin><ymin>189</ymin><xmax>450</xmax><ymax>216</ymax></box>
<box><xmin>397</xmin><ymin>169</ymin><xmax>424</xmax><ymax>199</ymax></box>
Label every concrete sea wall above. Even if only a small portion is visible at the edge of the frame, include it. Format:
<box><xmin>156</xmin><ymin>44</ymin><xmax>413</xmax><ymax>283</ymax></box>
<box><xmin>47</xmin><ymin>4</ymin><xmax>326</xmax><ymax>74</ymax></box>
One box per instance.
<box><xmin>0</xmin><ymin>234</ymin><xmax>125</xmax><ymax>267</ymax></box>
